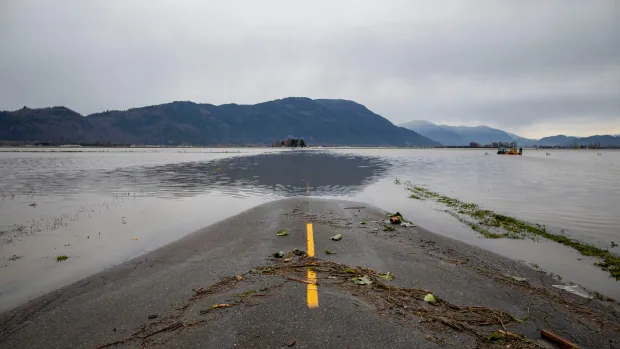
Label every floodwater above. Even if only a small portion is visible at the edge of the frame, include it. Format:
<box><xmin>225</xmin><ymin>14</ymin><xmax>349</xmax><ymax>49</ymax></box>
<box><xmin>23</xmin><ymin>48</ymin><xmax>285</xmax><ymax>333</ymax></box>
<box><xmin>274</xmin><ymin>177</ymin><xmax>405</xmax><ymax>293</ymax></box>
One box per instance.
<box><xmin>1</xmin><ymin>147</ymin><xmax>619</xmax><ymax>311</ymax></box>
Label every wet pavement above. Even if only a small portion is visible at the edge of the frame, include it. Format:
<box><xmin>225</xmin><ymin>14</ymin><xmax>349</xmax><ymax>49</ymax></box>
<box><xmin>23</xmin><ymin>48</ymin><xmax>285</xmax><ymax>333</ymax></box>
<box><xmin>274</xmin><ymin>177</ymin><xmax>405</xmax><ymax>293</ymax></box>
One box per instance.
<box><xmin>1</xmin><ymin>197</ymin><xmax>618</xmax><ymax>349</ymax></box>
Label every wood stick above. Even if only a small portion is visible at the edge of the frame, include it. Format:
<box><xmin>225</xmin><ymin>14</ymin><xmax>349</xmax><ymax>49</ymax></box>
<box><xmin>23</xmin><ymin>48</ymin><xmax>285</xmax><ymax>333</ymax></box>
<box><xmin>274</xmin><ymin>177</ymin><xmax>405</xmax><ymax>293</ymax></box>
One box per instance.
<box><xmin>286</xmin><ymin>277</ymin><xmax>318</xmax><ymax>285</ymax></box>
<box><xmin>541</xmin><ymin>329</ymin><xmax>580</xmax><ymax>349</ymax></box>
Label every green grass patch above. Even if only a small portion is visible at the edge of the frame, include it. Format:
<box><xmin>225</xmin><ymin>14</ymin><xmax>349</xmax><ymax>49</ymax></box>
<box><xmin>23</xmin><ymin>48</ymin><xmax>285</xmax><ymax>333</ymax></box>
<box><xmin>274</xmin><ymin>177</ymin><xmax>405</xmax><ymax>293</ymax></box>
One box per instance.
<box><xmin>56</xmin><ymin>255</ymin><xmax>68</xmax><ymax>262</ymax></box>
<box><xmin>401</xmin><ymin>182</ymin><xmax>620</xmax><ymax>280</ymax></box>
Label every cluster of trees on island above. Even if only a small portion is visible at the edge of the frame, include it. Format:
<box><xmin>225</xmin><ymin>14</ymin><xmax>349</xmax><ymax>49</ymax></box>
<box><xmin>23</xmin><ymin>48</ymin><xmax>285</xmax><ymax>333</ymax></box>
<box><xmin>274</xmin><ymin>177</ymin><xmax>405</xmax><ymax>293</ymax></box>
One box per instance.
<box><xmin>272</xmin><ymin>138</ymin><xmax>307</xmax><ymax>147</ymax></box>
<box><xmin>468</xmin><ymin>141</ymin><xmax>516</xmax><ymax>148</ymax></box>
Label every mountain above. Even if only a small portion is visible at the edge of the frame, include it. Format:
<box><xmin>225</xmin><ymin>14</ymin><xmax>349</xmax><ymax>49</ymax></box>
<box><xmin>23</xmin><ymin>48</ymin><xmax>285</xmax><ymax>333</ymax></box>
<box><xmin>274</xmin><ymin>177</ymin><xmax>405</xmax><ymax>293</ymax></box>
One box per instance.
<box><xmin>0</xmin><ymin>98</ymin><xmax>438</xmax><ymax>147</ymax></box>
<box><xmin>506</xmin><ymin>132</ymin><xmax>539</xmax><ymax>147</ymax></box>
<box><xmin>537</xmin><ymin>135</ymin><xmax>620</xmax><ymax>147</ymax></box>
<box><xmin>398</xmin><ymin>120</ymin><xmax>465</xmax><ymax>146</ymax></box>
<box><xmin>536</xmin><ymin>135</ymin><xmax>577</xmax><ymax>147</ymax></box>
<box><xmin>400</xmin><ymin>120</ymin><xmax>537</xmax><ymax>146</ymax></box>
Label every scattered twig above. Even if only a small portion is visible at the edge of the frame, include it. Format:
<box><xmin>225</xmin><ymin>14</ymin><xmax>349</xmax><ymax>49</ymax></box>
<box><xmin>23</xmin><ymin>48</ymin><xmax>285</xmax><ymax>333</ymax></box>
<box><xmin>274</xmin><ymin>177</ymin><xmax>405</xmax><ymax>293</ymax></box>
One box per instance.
<box><xmin>286</xmin><ymin>277</ymin><xmax>318</xmax><ymax>285</ymax></box>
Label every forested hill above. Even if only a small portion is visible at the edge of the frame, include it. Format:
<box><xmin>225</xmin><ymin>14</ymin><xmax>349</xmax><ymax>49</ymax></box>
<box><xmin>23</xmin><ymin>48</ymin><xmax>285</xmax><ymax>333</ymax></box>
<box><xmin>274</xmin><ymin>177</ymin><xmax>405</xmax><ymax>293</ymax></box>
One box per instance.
<box><xmin>0</xmin><ymin>98</ymin><xmax>438</xmax><ymax>147</ymax></box>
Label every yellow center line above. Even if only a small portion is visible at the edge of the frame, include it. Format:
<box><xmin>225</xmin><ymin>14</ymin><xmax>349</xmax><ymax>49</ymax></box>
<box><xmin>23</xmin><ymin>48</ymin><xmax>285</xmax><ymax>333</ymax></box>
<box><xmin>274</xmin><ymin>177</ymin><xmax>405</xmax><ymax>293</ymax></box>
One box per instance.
<box><xmin>306</xmin><ymin>223</ymin><xmax>319</xmax><ymax>308</ymax></box>
<box><xmin>306</xmin><ymin>223</ymin><xmax>315</xmax><ymax>257</ymax></box>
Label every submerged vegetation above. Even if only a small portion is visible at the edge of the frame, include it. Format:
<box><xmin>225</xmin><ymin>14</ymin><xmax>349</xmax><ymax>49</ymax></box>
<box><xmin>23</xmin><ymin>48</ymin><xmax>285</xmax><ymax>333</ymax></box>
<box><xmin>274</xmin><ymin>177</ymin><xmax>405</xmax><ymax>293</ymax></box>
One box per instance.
<box><xmin>400</xmin><ymin>180</ymin><xmax>620</xmax><ymax>280</ymax></box>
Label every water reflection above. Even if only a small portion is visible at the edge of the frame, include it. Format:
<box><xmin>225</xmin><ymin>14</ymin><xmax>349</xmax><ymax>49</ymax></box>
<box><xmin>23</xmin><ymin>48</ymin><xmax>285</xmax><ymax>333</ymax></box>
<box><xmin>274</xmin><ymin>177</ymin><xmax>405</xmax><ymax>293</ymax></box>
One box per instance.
<box><xmin>121</xmin><ymin>151</ymin><xmax>392</xmax><ymax>198</ymax></box>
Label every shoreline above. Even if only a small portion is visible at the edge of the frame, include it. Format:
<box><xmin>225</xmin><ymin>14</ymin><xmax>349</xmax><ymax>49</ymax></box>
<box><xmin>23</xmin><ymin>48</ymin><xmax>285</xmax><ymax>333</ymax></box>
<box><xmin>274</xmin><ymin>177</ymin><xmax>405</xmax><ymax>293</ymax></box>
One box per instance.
<box><xmin>1</xmin><ymin>197</ymin><xmax>618</xmax><ymax>348</ymax></box>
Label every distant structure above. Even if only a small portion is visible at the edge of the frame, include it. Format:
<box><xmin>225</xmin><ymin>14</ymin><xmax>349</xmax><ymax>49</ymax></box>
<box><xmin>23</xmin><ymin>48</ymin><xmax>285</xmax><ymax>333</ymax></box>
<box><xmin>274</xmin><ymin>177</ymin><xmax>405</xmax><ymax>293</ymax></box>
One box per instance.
<box><xmin>273</xmin><ymin>138</ymin><xmax>307</xmax><ymax>147</ymax></box>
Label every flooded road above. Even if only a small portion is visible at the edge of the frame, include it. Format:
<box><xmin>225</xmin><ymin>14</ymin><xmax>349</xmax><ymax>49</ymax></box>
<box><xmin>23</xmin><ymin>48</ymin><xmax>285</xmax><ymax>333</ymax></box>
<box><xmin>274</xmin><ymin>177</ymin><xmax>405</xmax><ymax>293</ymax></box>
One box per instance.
<box><xmin>1</xmin><ymin>147</ymin><xmax>619</xmax><ymax>310</ymax></box>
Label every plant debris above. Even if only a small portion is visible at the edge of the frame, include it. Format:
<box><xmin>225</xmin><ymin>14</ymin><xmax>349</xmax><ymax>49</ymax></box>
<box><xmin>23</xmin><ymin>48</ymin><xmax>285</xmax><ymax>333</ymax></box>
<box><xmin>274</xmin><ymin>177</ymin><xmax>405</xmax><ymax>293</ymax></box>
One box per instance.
<box><xmin>377</xmin><ymin>272</ymin><xmax>394</xmax><ymax>281</ymax></box>
<box><xmin>55</xmin><ymin>255</ymin><xmax>68</xmax><ymax>262</ymax></box>
<box><xmin>383</xmin><ymin>225</ymin><xmax>395</xmax><ymax>232</ymax></box>
<box><xmin>424</xmin><ymin>294</ymin><xmax>437</xmax><ymax>303</ymax></box>
<box><xmin>350</xmin><ymin>275</ymin><xmax>373</xmax><ymax>285</ymax></box>
<box><xmin>330</xmin><ymin>233</ymin><xmax>343</xmax><ymax>241</ymax></box>
<box><xmin>95</xmin><ymin>252</ymin><xmax>595</xmax><ymax>349</ymax></box>
<box><xmin>401</xmin><ymin>181</ymin><xmax>620</xmax><ymax>280</ymax></box>
<box><xmin>292</xmin><ymin>249</ymin><xmax>306</xmax><ymax>256</ymax></box>
<box><xmin>324</xmin><ymin>249</ymin><xmax>337</xmax><ymax>255</ymax></box>
<box><xmin>505</xmin><ymin>274</ymin><xmax>527</xmax><ymax>282</ymax></box>
<box><xmin>273</xmin><ymin>251</ymin><xmax>284</xmax><ymax>258</ymax></box>
<box><xmin>276</xmin><ymin>229</ymin><xmax>289</xmax><ymax>237</ymax></box>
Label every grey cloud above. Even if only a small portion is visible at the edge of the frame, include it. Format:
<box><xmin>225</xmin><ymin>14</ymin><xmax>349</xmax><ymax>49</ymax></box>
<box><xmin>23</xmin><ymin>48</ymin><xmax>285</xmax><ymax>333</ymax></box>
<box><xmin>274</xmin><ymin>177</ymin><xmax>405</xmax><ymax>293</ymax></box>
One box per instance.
<box><xmin>0</xmin><ymin>0</ymin><xmax>618</xmax><ymax>137</ymax></box>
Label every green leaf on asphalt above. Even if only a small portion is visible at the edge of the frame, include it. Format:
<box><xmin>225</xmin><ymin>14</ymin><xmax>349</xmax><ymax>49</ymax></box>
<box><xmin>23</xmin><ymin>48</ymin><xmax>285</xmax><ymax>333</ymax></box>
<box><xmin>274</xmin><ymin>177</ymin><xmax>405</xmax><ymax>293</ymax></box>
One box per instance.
<box><xmin>324</xmin><ymin>249</ymin><xmax>337</xmax><ymax>255</ymax></box>
<box><xmin>330</xmin><ymin>233</ymin><xmax>343</xmax><ymax>241</ymax></box>
<box><xmin>424</xmin><ymin>294</ymin><xmax>436</xmax><ymax>303</ymax></box>
<box><xmin>350</xmin><ymin>275</ymin><xmax>373</xmax><ymax>285</ymax></box>
<box><xmin>276</xmin><ymin>229</ymin><xmax>289</xmax><ymax>236</ymax></box>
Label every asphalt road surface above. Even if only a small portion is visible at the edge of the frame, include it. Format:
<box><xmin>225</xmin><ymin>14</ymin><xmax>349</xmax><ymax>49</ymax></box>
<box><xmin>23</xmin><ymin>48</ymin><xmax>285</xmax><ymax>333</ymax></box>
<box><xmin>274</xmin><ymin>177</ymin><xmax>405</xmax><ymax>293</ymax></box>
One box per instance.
<box><xmin>1</xmin><ymin>197</ymin><xmax>618</xmax><ymax>349</ymax></box>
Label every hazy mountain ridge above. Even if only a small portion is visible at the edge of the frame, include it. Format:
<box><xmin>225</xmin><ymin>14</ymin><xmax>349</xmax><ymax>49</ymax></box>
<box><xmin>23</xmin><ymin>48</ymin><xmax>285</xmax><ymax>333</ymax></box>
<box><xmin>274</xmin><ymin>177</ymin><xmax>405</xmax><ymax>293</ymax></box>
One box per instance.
<box><xmin>400</xmin><ymin>120</ymin><xmax>618</xmax><ymax>147</ymax></box>
<box><xmin>537</xmin><ymin>134</ymin><xmax>620</xmax><ymax>147</ymax></box>
<box><xmin>399</xmin><ymin>120</ymin><xmax>465</xmax><ymax>146</ymax></box>
<box><xmin>399</xmin><ymin>121</ymin><xmax>538</xmax><ymax>146</ymax></box>
<box><xmin>0</xmin><ymin>98</ymin><xmax>439</xmax><ymax>147</ymax></box>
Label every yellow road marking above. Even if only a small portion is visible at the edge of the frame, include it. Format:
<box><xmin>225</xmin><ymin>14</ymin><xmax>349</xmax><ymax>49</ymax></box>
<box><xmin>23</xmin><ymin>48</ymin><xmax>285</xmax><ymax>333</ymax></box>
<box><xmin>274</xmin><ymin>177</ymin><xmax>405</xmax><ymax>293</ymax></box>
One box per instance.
<box><xmin>306</xmin><ymin>223</ymin><xmax>315</xmax><ymax>257</ymax></box>
<box><xmin>307</xmin><ymin>269</ymin><xmax>318</xmax><ymax>308</ymax></box>
<box><xmin>306</xmin><ymin>223</ymin><xmax>319</xmax><ymax>308</ymax></box>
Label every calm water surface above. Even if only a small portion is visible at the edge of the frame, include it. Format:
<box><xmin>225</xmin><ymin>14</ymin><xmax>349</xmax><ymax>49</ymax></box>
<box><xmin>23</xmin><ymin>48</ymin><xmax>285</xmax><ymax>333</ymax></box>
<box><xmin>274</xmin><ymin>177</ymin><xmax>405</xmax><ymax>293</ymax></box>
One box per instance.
<box><xmin>1</xmin><ymin>147</ymin><xmax>618</xmax><ymax>311</ymax></box>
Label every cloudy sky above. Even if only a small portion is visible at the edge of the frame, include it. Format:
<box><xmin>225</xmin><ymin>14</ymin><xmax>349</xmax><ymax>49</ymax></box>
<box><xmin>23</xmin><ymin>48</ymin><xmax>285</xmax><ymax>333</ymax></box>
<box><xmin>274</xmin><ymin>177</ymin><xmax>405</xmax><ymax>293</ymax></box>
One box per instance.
<box><xmin>1</xmin><ymin>0</ymin><xmax>618</xmax><ymax>138</ymax></box>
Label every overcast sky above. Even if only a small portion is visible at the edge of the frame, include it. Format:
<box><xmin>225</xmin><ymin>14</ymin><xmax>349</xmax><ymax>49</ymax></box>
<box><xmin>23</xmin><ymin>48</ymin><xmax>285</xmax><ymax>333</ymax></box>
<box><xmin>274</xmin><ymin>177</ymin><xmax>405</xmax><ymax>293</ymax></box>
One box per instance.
<box><xmin>1</xmin><ymin>0</ymin><xmax>618</xmax><ymax>138</ymax></box>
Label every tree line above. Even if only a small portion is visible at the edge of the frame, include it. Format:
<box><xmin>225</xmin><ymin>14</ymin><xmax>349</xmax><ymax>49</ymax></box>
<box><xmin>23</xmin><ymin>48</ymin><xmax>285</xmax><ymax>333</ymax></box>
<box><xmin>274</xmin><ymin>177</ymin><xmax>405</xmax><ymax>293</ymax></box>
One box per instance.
<box><xmin>272</xmin><ymin>138</ymin><xmax>307</xmax><ymax>147</ymax></box>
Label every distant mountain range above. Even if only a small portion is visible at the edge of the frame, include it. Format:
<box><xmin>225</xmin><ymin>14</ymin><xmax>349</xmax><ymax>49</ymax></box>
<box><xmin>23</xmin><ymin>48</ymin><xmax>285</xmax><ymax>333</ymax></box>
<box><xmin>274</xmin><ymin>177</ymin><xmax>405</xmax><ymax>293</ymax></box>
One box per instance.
<box><xmin>399</xmin><ymin>120</ymin><xmax>619</xmax><ymax>147</ymax></box>
<box><xmin>399</xmin><ymin>120</ymin><xmax>537</xmax><ymax>146</ymax></box>
<box><xmin>0</xmin><ymin>98</ymin><xmax>439</xmax><ymax>147</ymax></box>
<box><xmin>536</xmin><ymin>135</ymin><xmax>620</xmax><ymax>147</ymax></box>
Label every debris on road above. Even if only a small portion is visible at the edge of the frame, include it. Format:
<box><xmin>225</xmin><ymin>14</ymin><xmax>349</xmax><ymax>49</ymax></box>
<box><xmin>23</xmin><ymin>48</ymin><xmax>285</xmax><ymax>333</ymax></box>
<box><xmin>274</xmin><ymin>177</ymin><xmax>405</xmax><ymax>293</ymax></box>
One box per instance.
<box><xmin>272</xmin><ymin>251</ymin><xmax>285</xmax><ymax>258</ymax></box>
<box><xmin>276</xmin><ymin>229</ymin><xmax>289</xmax><ymax>236</ymax></box>
<box><xmin>330</xmin><ymin>233</ymin><xmax>343</xmax><ymax>241</ymax></box>
<box><xmin>147</xmin><ymin>314</ymin><xmax>158</xmax><ymax>319</ymax></box>
<box><xmin>360</xmin><ymin>221</ymin><xmax>367</xmax><ymax>225</ymax></box>
<box><xmin>287</xmin><ymin>339</ymin><xmax>297</xmax><ymax>347</ymax></box>
<box><xmin>235</xmin><ymin>275</ymin><xmax>243</xmax><ymax>281</ymax></box>
<box><xmin>350</xmin><ymin>275</ymin><xmax>373</xmax><ymax>285</ymax></box>
<box><xmin>505</xmin><ymin>274</ymin><xmax>527</xmax><ymax>282</ymax></box>
<box><xmin>324</xmin><ymin>249</ymin><xmax>337</xmax><ymax>255</ymax></box>
<box><xmin>541</xmin><ymin>329</ymin><xmax>581</xmax><ymax>348</ymax></box>
<box><xmin>424</xmin><ymin>294</ymin><xmax>437</xmax><ymax>303</ymax></box>
<box><xmin>383</xmin><ymin>225</ymin><xmax>395</xmax><ymax>232</ymax></box>
<box><xmin>292</xmin><ymin>249</ymin><xmax>306</xmax><ymax>256</ymax></box>
<box><xmin>378</xmin><ymin>272</ymin><xmax>394</xmax><ymax>281</ymax></box>
<box><xmin>287</xmin><ymin>276</ymin><xmax>317</xmax><ymax>285</ymax></box>
<box><xmin>552</xmin><ymin>285</ymin><xmax>593</xmax><ymax>299</ymax></box>
<box><xmin>388</xmin><ymin>212</ymin><xmax>405</xmax><ymax>224</ymax></box>
<box><xmin>210</xmin><ymin>303</ymin><xmax>233</xmax><ymax>310</ymax></box>
<box><xmin>400</xmin><ymin>222</ymin><xmax>416</xmax><ymax>227</ymax></box>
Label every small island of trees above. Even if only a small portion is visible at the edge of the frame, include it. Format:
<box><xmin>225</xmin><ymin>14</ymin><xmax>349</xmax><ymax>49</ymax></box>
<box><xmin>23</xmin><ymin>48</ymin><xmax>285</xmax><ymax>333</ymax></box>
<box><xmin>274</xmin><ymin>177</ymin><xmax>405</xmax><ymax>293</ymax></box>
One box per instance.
<box><xmin>272</xmin><ymin>138</ymin><xmax>307</xmax><ymax>147</ymax></box>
